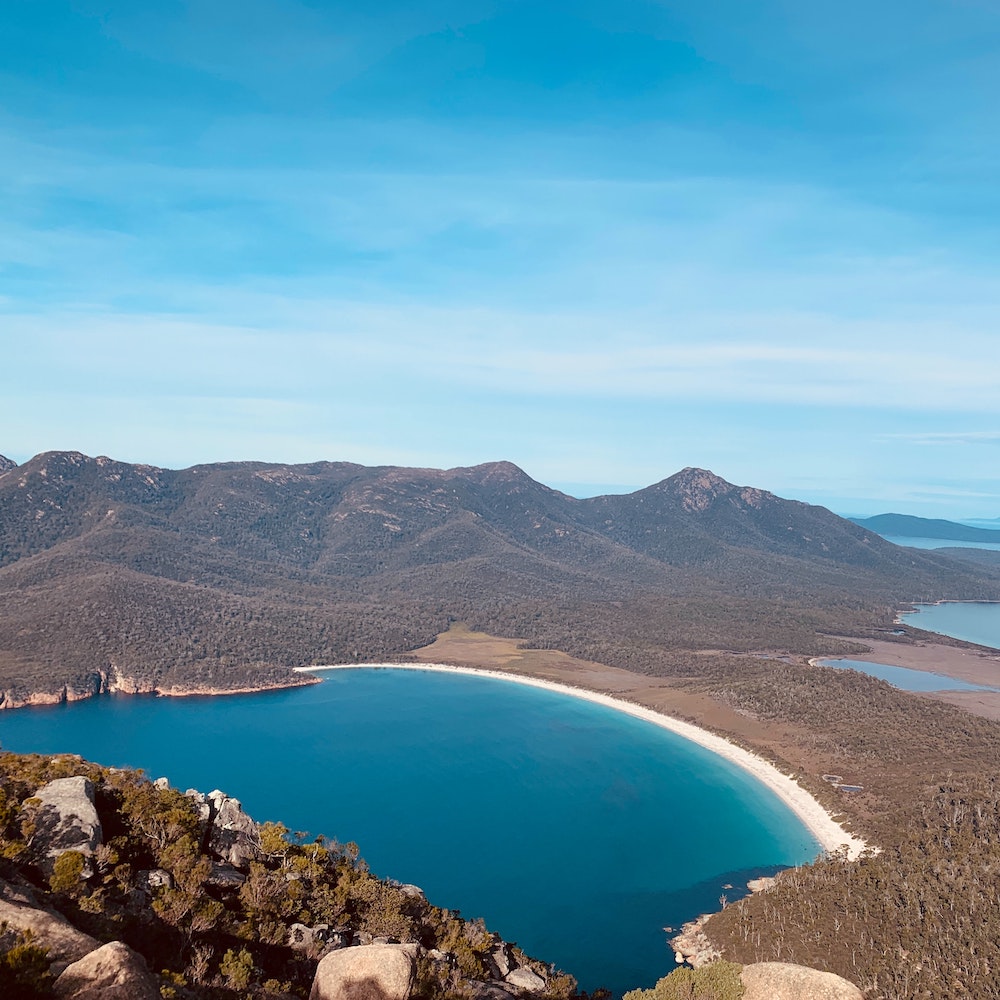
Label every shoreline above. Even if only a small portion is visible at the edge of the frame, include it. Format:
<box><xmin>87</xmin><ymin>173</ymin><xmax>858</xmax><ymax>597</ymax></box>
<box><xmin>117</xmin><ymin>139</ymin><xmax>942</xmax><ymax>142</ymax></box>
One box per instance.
<box><xmin>296</xmin><ymin>662</ymin><xmax>868</xmax><ymax>861</ymax></box>
<box><xmin>0</xmin><ymin>673</ymin><xmax>319</xmax><ymax>711</ymax></box>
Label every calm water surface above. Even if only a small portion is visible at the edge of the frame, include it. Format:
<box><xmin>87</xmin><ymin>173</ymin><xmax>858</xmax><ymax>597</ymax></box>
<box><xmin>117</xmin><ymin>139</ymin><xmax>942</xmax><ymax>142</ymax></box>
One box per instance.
<box><xmin>0</xmin><ymin>668</ymin><xmax>819</xmax><ymax>995</ymax></box>
<box><xmin>817</xmin><ymin>658</ymin><xmax>996</xmax><ymax>692</ymax></box>
<box><xmin>899</xmin><ymin>602</ymin><xmax>1000</xmax><ymax>651</ymax></box>
<box><xmin>881</xmin><ymin>536</ymin><xmax>1000</xmax><ymax>551</ymax></box>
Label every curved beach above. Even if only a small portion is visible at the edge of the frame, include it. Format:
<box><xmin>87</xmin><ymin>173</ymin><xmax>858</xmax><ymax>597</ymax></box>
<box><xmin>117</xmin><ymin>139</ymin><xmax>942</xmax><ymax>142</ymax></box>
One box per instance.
<box><xmin>297</xmin><ymin>662</ymin><xmax>868</xmax><ymax>861</ymax></box>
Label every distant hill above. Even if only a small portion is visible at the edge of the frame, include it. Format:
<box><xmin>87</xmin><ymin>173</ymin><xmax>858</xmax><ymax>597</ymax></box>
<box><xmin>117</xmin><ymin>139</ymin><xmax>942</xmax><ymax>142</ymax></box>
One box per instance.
<box><xmin>1</xmin><ymin>452</ymin><xmax>997</xmax><ymax>700</ymax></box>
<box><xmin>850</xmin><ymin>512</ymin><xmax>1000</xmax><ymax>543</ymax></box>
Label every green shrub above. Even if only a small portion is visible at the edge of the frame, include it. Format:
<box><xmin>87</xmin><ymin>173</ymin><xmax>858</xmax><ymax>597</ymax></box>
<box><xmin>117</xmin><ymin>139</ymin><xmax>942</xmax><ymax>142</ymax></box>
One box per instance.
<box><xmin>49</xmin><ymin>850</ymin><xmax>85</xmax><ymax>893</ymax></box>
<box><xmin>0</xmin><ymin>922</ymin><xmax>52</xmax><ymax>999</ymax></box>
<box><xmin>623</xmin><ymin>961</ymin><xmax>744</xmax><ymax>1000</ymax></box>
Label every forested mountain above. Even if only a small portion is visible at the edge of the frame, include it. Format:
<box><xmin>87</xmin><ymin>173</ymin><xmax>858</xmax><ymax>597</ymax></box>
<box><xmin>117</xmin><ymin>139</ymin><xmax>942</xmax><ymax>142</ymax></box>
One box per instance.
<box><xmin>0</xmin><ymin>451</ymin><xmax>997</xmax><ymax>700</ymax></box>
<box><xmin>851</xmin><ymin>512</ymin><xmax>1000</xmax><ymax>542</ymax></box>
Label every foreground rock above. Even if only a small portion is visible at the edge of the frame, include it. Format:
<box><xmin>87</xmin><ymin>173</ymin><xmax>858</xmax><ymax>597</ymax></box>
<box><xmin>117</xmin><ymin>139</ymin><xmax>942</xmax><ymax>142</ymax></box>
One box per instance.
<box><xmin>185</xmin><ymin>787</ymin><xmax>261</xmax><ymax>867</ymax></box>
<box><xmin>310</xmin><ymin>943</ymin><xmax>420</xmax><ymax>1000</ymax></box>
<box><xmin>54</xmin><ymin>941</ymin><xmax>160</xmax><ymax>1000</ymax></box>
<box><xmin>741</xmin><ymin>962</ymin><xmax>864</xmax><ymax>1000</ymax></box>
<box><xmin>27</xmin><ymin>776</ymin><xmax>103</xmax><ymax>866</ymax></box>
<box><xmin>0</xmin><ymin>877</ymin><xmax>99</xmax><ymax>973</ymax></box>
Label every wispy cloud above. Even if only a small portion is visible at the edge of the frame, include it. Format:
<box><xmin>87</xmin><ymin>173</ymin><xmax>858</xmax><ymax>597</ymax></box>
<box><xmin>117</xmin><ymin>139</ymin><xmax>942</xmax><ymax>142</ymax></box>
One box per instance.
<box><xmin>879</xmin><ymin>431</ymin><xmax>1000</xmax><ymax>446</ymax></box>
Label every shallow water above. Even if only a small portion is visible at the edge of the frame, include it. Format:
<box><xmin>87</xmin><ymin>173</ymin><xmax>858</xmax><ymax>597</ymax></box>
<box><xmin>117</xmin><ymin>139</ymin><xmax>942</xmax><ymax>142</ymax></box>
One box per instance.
<box><xmin>0</xmin><ymin>667</ymin><xmax>819</xmax><ymax>994</ymax></box>
<box><xmin>817</xmin><ymin>658</ymin><xmax>996</xmax><ymax>692</ymax></box>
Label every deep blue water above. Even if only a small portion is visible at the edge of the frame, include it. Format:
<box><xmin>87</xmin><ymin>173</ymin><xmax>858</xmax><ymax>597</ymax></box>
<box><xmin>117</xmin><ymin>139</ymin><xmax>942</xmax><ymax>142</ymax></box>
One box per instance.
<box><xmin>899</xmin><ymin>602</ymin><xmax>1000</xmax><ymax>651</ymax></box>
<box><xmin>0</xmin><ymin>668</ymin><xmax>819</xmax><ymax>995</ymax></box>
<box><xmin>817</xmin><ymin>658</ymin><xmax>996</xmax><ymax>692</ymax></box>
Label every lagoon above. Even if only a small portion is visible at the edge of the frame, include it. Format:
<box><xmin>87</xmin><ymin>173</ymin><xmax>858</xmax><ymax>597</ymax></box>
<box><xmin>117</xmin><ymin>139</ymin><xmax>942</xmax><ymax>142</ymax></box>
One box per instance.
<box><xmin>0</xmin><ymin>667</ymin><xmax>820</xmax><ymax>995</ymax></box>
<box><xmin>817</xmin><ymin>658</ymin><xmax>996</xmax><ymax>692</ymax></box>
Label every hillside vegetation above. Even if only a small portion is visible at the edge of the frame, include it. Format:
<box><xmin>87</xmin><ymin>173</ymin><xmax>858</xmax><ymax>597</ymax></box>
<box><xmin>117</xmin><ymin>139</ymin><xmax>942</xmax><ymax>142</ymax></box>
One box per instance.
<box><xmin>1</xmin><ymin>452</ymin><xmax>996</xmax><ymax>701</ymax></box>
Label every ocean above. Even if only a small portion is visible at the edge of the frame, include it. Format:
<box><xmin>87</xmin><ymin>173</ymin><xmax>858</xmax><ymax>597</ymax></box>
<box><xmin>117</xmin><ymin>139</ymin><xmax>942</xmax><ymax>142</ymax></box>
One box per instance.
<box><xmin>0</xmin><ymin>667</ymin><xmax>819</xmax><ymax>995</ymax></box>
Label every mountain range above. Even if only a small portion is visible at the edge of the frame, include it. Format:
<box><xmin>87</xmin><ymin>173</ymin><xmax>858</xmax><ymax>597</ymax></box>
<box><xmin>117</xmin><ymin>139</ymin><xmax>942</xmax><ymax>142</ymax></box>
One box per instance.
<box><xmin>1</xmin><ymin>451</ymin><xmax>997</xmax><ymax>701</ymax></box>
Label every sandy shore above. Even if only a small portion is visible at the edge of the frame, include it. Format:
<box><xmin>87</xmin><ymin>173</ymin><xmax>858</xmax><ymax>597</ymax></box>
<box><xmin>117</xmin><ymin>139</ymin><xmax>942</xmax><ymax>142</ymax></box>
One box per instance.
<box><xmin>296</xmin><ymin>662</ymin><xmax>867</xmax><ymax>860</ymax></box>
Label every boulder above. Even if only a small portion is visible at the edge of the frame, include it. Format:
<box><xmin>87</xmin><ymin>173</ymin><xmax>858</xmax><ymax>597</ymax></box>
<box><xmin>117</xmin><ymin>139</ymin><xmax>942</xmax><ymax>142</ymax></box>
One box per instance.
<box><xmin>185</xmin><ymin>788</ymin><xmax>261</xmax><ymax>867</ymax></box>
<box><xmin>505</xmin><ymin>967</ymin><xmax>546</xmax><ymax>993</ymax></box>
<box><xmin>289</xmin><ymin>922</ymin><xmax>331</xmax><ymax>953</ymax></box>
<box><xmin>205</xmin><ymin>862</ymin><xmax>247</xmax><ymax>889</ymax></box>
<box><xmin>54</xmin><ymin>941</ymin><xmax>160</xmax><ymax>1000</ymax></box>
<box><xmin>310</xmin><ymin>943</ymin><xmax>419</xmax><ymax>1000</ymax></box>
<box><xmin>27</xmin><ymin>777</ymin><xmax>102</xmax><ymax>866</ymax></box>
<box><xmin>137</xmin><ymin>868</ymin><xmax>172</xmax><ymax>892</ymax></box>
<box><xmin>473</xmin><ymin>983</ymin><xmax>517</xmax><ymax>1000</ymax></box>
<box><xmin>741</xmin><ymin>962</ymin><xmax>864</xmax><ymax>1000</ymax></box>
<box><xmin>486</xmin><ymin>940</ymin><xmax>514</xmax><ymax>978</ymax></box>
<box><xmin>0</xmin><ymin>877</ymin><xmax>99</xmax><ymax>974</ymax></box>
<box><xmin>206</xmin><ymin>790</ymin><xmax>261</xmax><ymax>867</ymax></box>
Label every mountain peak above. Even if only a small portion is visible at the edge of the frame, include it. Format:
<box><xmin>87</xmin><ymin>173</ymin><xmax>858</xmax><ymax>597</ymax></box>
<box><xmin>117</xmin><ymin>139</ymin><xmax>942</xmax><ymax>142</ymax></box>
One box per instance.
<box><xmin>0</xmin><ymin>454</ymin><xmax>16</xmax><ymax>473</ymax></box>
<box><xmin>658</xmin><ymin>467</ymin><xmax>737</xmax><ymax>511</ymax></box>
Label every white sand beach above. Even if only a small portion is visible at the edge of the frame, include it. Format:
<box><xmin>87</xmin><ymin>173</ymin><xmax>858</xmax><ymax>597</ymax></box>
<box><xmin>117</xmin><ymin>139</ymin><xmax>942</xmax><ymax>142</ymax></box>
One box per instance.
<box><xmin>295</xmin><ymin>661</ymin><xmax>868</xmax><ymax>861</ymax></box>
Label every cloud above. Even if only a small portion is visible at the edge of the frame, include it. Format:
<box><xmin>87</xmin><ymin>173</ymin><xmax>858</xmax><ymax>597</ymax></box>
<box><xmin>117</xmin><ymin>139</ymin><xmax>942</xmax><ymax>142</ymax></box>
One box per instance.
<box><xmin>878</xmin><ymin>431</ymin><xmax>1000</xmax><ymax>446</ymax></box>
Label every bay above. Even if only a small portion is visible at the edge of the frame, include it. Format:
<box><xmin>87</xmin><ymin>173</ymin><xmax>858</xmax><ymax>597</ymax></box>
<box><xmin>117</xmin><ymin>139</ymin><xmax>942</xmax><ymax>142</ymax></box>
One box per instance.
<box><xmin>0</xmin><ymin>667</ymin><xmax>819</xmax><ymax>995</ymax></box>
<box><xmin>899</xmin><ymin>602</ymin><xmax>1000</xmax><ymax>650</ymax></box>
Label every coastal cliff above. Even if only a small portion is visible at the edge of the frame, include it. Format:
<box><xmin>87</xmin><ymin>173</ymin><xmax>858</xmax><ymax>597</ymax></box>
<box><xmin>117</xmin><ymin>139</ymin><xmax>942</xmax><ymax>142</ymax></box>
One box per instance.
<box><xmin>0</xmin><ymin>667</ymin><xmax>318</xmax><ymax>710</ymax></box>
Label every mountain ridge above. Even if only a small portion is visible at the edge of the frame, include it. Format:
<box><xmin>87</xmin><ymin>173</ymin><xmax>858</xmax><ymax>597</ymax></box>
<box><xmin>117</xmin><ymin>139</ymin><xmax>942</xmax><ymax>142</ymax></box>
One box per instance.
<box><xmin>1</xmin><ymin>450</ymin><xmax>997</xmax><ymax>702</ymax></box>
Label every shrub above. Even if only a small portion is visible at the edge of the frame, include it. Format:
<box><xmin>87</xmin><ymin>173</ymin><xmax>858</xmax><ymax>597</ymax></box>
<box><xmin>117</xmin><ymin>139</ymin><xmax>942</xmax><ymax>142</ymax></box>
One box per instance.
<box><xmin>623</xmin><ymin>961</ymin><xmax>744</xmax><ymax>1000</ymax></box>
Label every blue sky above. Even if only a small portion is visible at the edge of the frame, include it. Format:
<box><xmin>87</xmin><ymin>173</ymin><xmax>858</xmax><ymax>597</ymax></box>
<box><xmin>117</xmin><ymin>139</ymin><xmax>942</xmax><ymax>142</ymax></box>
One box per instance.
<box><xmin>2</xmin><ymin>1</ymin><xmax>1000</xmax><ymax>516</ymax></box>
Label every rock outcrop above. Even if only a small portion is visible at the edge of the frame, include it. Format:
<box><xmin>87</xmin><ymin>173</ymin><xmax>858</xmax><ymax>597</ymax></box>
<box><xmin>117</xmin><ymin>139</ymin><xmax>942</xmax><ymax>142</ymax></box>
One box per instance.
<box><xmin>669</xmin><ymin>914</ymin><xmax>720</xmax><ymax>967</ymax></box>
<box><xmin>504</xmin><ymin>966</ymin><xmax>546</xmax><ymax>992</ymax></box>
<box><xmin>0</xmin><ymin>454</ymin><xmax>15</xmax><ymax>473</ymax></box>
<box><xmin>53</xmin><ymin>941</ymin><xmax>160</xmax><ymax>1000</ymax></box>
<box><xmin>0</xmin><ymin>877</ymin><xmax>99</xmax><ymax>973</ymax></box>
<box><xmin>310</xmin><ymin>942</ymin><xmax>419</xmax><ymax>1000</ymax></box>
<box><xmin>185</xmin><ymin>787</ymin><xmax>261</xmax><ymax>866</ymax></box>
<box><xmin>740</xmin><ymin>962</ymin><xmax>864</xmax><ymax>1000</ymax></box>
<box><xmin>25</xmin><ymin>776</ymin><xmax>103</xmax><ymax>868</ymax></box>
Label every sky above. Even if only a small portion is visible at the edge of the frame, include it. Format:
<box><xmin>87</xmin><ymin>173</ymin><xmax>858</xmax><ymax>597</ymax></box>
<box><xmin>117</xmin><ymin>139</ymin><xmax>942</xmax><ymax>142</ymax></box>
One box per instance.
<box><xmin>2</xmin><ymin>1</ymin><xmax>1000</xmax><ymax>517</ymax></box>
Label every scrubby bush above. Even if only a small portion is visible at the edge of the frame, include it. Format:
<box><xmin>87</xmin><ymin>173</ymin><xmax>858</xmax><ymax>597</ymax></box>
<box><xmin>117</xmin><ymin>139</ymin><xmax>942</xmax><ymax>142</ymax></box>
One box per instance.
<box><xmin>623</xmin><ymin>962</ymin><xmax>744</xmax><ymax>1000</ymax></box>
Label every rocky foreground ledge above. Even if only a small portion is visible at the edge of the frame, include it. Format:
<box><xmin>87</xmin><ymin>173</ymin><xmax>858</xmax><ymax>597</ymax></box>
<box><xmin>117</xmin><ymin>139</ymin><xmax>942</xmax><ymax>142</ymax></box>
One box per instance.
<box><xmin>0</xmin><ymin>753</ymin><xmax>574</xmax><ymax>999</ymax></box>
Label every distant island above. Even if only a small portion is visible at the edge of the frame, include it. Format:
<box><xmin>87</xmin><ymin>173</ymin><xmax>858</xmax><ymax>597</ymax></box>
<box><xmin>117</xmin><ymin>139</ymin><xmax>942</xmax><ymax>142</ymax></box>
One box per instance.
<box><xmin>851</xmin><ymin>512</ymin><xmax>1000</xmax><ymax>543</ymax></box>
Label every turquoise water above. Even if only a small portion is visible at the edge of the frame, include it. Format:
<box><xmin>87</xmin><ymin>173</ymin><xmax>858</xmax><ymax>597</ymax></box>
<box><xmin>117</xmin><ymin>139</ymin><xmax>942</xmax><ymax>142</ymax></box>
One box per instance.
<box><xmin>0</xmin><ymin>668</ymin><xmax>819</xmax><ymax>995</ymax></box>
<box><xmin>818</xmin><ymin>658</ymin><xmax>996</xmax><ymax>692</ymax></box>
<box><xmin>900</xmin><ymin>602</ymin><xmax>1000</xmax><ymax>651</ymax></box>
